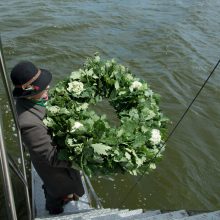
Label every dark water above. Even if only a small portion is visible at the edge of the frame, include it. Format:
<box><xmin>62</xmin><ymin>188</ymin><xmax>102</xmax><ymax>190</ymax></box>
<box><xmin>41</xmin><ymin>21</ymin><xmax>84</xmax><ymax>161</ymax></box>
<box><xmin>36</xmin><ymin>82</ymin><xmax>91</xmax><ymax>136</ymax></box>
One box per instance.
<box><xmin>1</xmin><ymin>0</ymin><xmax>220</xmax><ymax>219</ymax></box>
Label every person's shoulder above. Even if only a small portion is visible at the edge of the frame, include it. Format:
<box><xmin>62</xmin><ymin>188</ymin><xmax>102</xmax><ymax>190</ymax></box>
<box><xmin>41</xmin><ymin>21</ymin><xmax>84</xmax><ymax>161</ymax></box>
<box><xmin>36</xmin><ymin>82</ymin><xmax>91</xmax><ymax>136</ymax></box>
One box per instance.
<box><xmin>18</xmin><ymin>110</ymin><xmax>44</xmax><ymax>129</ymax></box>
<box><xmin>15</xmin><ymin>98</ymin><xmax>45</xmax><ymax>128</ymax></box>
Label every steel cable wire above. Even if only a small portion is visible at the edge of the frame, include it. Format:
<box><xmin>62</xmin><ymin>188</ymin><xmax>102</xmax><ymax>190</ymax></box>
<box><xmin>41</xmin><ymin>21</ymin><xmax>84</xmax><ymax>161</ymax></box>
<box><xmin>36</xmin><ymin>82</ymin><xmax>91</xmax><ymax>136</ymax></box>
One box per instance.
<box><xmin>118</xmin><ymin>59</ymin><xmax>220</xmax><ymax>207</ymax></box>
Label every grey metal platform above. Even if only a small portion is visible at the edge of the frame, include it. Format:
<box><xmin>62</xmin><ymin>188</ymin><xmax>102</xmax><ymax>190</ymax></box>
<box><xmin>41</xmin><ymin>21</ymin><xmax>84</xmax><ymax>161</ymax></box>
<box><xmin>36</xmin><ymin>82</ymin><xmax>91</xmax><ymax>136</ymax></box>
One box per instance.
<box><xmin>34</xmin><ymin>209</ymin><xmax>220</xmax><ymax>220</ymax></box>
<box><xmin>32</xmin><ymin>165</ymin><xmax>92</xmax><ymax>219</ymax></box>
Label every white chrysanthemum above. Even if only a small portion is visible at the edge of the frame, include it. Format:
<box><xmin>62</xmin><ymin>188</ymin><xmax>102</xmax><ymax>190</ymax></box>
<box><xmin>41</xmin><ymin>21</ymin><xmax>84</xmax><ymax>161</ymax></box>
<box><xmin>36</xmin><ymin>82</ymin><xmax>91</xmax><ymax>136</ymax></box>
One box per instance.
<box><xmin>67</xmin><ymin>81</ymin><xmax>84</xmax><ymax>95</ymax></box>
<box><xmin>105</xmin><ymin>61</ymin><xmax>112</xmax><ymax>68</ymax></box>
<box><xmin>43</xmin><ymin>117</ymin><xmax>55</xmax><ymax>128</ymax></box>
<box><xmin>47</xmin><ymin>106</ymin><xmax>60</xmax><ymax>114</ymax></box>
<box><xmin>70</xmin><ymin>121</ymin><xmax>84</xmax><ymax>133</ymax></box>
<box><xmin>85</xmin><ymin>69</ymin><xmax>94</xmax><ymax>76</ymax></box>
<box><xmin>112</xmin><ymin>71</ymin><xmax>118</xmax><ymax>75</ymax></box>
<box><xmin>144</xmin><ymin>89</ymin><xmax>153</xmax><ymax>97</ymax></box>
<box><xmin>125</xmin><ymin>74</ymin><xmax>134</xmax><ymax>81</ymax></box>
<box><xmin>146</xmin><ymin>110</ymin><xmax>156</xmax><ymax>120</ymax></box>
<box><xmin>76</xmin><ymin>103</ymin><xmax>89</xmax><ymax>111</ymax></box>
<box><xmin>150</xmin><ymin>129</ymin><xmax>161</xmax><ymax>145</ymax></box>
<box><xmin>94</xmin><ymin>55</ymin><xmax>100</xmax><ymax>63</ymax></box>
<box><xmin>149</xmin><ymin>163</ymin><xmax>156</xmax><ymax>169</ymax></box>
<box><xmin>81</xmin><ymin>103</ymin><xmax>89</xmax><ymax>110</ymax></box>
<box><xmin>66</xmin><ymin>138</ymin><xmax>74</xmax><ymax>147</ymax></box>
<box><xmin>120</xmin><ymin>65</ymin><xmax>126</xmax><ymax>72</ymax></box>
<box><xmin>129</xmin><ymin>81</ymin><xmax>142</xmax><ymax>92</ymax></box>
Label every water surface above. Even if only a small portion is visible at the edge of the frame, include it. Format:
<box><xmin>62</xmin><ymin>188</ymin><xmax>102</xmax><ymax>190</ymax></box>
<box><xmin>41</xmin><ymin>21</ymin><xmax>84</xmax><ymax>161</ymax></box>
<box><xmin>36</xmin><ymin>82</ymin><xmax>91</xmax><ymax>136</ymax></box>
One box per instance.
<box><xmin>0</xmin><ymin>0</ymin><xmax>220</xmax><ymax>219</ymax></box>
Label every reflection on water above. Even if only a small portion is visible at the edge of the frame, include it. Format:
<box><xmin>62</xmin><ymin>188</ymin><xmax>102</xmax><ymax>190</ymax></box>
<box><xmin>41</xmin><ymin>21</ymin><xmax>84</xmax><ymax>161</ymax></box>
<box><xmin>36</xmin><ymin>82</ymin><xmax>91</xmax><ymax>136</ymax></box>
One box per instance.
<box><xmin>0</xmin><ymin>0</ymin><xmax>220</xmax><ymax>218</ymax></box>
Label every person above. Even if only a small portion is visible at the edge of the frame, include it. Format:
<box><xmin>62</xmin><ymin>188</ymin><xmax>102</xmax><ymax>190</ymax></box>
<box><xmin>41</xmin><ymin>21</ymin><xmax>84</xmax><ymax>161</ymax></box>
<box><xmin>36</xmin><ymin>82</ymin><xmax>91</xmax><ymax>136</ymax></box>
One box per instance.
<box><xmin>10</xmin><ymin>61</ymin><xmax>85</xmax><ymax>215</ymax></box>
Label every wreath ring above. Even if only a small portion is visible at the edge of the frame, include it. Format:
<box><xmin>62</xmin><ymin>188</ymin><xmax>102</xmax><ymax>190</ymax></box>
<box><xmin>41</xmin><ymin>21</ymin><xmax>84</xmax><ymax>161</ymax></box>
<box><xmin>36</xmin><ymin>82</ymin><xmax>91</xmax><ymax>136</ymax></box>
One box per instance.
<box><xmin>44</xmin><ymin>55</ymin><xmax>169</xmax><ymax>177</ymax></box>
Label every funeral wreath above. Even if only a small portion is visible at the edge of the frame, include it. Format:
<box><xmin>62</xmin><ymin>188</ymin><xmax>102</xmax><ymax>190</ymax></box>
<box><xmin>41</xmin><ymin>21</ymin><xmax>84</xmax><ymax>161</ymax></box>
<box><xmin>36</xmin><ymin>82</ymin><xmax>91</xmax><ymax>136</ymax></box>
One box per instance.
<box><xmin>43</xmin><ymin>55</ymin><xmax>169</xmax><ymax>177</ymax></box>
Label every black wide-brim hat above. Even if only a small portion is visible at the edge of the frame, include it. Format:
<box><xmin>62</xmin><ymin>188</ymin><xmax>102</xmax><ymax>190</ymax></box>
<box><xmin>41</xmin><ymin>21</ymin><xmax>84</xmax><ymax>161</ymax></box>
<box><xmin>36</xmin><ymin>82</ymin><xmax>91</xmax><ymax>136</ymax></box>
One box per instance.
<box><xmin>11</xmin><ymin>61</ymin><xmax>52</xmax><ymax>98</ymax></box>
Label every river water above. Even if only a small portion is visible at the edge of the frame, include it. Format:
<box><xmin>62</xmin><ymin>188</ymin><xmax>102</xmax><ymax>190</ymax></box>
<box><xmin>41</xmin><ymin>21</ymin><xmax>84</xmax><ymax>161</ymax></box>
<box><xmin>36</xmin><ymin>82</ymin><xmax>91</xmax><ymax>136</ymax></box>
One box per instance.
<box><xmin>0</xmin><ymin>0</ymin><xmax>220</xmax><ymax>219</ymax></box>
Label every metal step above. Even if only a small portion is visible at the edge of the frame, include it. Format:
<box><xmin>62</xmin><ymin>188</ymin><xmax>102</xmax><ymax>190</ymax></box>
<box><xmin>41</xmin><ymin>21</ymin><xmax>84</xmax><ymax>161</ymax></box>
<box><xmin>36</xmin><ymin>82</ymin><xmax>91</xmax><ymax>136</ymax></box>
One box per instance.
<box><xmin>118</xmin><ymin>209</ymin><xmax>143</xmax><ymax>218</ymax></box>
<box><xmin>88</xmin><ymin>209</ymin><xmax>142</xmax><ymax>220</ymax></box>
<box><xmin>180</xmin><ymin>211</ymin><xmax>220</xmax><ymax>220</ymax></box>
<box><xmin>119</xmin><ymin>210</ymin><xmax>161</xmax><ymax>220</ymax></box>
<box><xmin>139</xmin><ymin>210</ymin><xmax>188</xmax><ymax>220</ymax></box>
<box><xmin>32</xmin><ymin>166</ymin><xmax>91</xmax><ymax>218</ymax></box>
<box><xmin>35</xmin><ymin>209</ymin><xmax>110</xmax><ymax>220</ymax></box>
<box><xmin>35</xmin><ymin>208</ymin><xmax>220</xmax><ymax>220</ymax></box>
<box><xmin>35</xmin><ymin>208</ymin><xmax>143</xmax><ymax>220</ymax></box>
<box><xmin>74</xmin><ymin>209</ymin><xmax>121</xmax><ymax>220</ymax></box>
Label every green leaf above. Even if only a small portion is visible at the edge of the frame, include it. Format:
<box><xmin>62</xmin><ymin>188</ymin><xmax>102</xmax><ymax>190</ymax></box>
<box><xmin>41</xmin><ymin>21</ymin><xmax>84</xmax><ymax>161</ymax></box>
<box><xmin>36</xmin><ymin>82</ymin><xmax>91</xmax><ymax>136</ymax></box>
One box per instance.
<box><xmin>91</xmin><ymin>143</ymin><xmax>112</xmax><ymax>155</ymax></box>
<box><xmin>58</xmin><ymin>149</ymin><xmax>69</xmax><ymax>161</ymax></box>
<box><xmin>114</xmin><ymin>80</ymin><xmax>120</xmax><ymax>90</ymax></box>
<box><xmin>125</xmin><ymin>152</ymin><xmax>131</xmax><ymax>160</ymax></box>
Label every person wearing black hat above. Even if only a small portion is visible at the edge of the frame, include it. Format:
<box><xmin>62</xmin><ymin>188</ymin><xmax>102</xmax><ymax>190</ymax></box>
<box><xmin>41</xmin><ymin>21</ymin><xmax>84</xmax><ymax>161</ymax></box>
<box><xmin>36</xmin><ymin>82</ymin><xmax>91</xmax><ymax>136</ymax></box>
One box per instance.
<box><xmin>10</xmin><ymin>61</ymin><xmax>85</xmax><ymax>215</ymax></box>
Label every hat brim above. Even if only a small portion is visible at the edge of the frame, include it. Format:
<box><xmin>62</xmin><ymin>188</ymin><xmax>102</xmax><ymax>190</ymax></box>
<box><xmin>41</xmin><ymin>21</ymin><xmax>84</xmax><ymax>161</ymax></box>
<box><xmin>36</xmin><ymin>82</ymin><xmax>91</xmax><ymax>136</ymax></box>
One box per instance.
<box><xmin>12</xmin><ymin>68</ymin><xmax>52</xmax><ymax>98</ymax></box>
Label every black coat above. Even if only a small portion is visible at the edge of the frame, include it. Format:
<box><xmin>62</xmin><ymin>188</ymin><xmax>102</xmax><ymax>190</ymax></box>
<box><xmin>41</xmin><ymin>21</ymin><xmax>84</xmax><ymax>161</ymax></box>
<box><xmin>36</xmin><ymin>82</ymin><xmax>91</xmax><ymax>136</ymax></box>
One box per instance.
<box><xmin>16</xmin><ymin>98</ymin><xmax>84</xmax><ymax>198</ymax></box>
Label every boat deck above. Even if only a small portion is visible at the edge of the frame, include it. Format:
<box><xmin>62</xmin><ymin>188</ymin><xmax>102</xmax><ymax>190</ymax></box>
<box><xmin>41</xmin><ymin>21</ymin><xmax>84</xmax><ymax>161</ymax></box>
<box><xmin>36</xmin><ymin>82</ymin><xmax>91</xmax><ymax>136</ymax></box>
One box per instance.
<box><xmin>31</xmin><ymin>166</ymin><xmax>91</xmax><ymax>219</ymax></box>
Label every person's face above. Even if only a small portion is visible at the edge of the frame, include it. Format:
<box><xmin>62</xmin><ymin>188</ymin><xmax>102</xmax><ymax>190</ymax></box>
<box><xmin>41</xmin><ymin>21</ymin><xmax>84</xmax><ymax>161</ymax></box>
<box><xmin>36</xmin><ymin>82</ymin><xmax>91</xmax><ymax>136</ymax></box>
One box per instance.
<box><xmin>29</xmin><ymin>85</ymin><xmax>50</xmax><ymax>100</ymax></box>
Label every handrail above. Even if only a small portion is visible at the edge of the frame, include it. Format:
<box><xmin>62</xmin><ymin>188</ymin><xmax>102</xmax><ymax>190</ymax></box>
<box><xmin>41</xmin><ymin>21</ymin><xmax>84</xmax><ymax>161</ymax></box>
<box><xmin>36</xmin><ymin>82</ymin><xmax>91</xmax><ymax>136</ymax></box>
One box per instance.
<box><xmin>7</xmin><ymin>153</ymin><xmax>29</xmax><ymax>187</ymax></box>
<box><xmin>0</xmin><ymin>36</ymin><xmax>32</xmax><ymax>220</ymax></box>
<box><xmin>83</xmin><ymin>173</ymin><xmax>103</xmax><ymax>209</ymax></box>
<box><xmin>0</xmin><ymin>114</ymin><xmax>17</xmax><ymax>220</ymax></box>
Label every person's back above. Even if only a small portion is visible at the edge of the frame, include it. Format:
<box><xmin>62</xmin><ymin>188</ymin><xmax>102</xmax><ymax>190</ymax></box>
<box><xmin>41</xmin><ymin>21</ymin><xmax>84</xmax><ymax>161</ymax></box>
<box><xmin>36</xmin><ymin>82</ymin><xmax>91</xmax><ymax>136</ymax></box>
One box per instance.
<box><xmin>11</xmin><ymin>61</ymin><xmax>84</xmax><ymax>214</ymax></box>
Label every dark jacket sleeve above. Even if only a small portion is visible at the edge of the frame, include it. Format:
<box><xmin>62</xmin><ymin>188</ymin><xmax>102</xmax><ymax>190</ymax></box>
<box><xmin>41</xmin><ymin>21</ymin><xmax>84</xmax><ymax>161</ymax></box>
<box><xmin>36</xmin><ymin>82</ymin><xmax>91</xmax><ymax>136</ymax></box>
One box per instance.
<box><xmin>21</xmin><ymin>122</ymin><xmax>71</xmax><ymax>168</ymax></box>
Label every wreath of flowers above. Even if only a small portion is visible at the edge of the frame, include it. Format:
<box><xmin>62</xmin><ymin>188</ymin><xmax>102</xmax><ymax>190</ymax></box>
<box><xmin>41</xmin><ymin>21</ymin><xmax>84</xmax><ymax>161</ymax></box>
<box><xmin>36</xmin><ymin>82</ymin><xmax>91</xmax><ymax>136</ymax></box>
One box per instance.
<box><xmin>43</xmin><ymin>54</ymin><xmax>169</xmax><ymax>177</ymax></box>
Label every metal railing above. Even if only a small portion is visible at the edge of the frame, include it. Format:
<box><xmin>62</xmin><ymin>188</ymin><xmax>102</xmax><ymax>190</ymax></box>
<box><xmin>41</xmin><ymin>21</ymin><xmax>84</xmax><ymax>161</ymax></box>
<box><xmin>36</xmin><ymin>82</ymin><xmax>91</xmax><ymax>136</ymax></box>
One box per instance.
<box><xmin>0</xmin><ymin>115</ymin><xmax>18</xmax><ymax>220</ymax></box>
<box><xmin>0</xmin><ymin>36</ymin><xmax>32</xmax><ymax>220</ymax></box>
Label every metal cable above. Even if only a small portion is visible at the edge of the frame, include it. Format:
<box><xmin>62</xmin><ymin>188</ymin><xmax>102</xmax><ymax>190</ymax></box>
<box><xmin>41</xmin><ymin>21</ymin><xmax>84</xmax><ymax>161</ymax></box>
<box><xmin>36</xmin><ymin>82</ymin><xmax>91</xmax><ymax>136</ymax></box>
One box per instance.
<box><xmin>118</xmin><ymin>59</ymin><xmax>220</xmax><ymax>207</ymax></box>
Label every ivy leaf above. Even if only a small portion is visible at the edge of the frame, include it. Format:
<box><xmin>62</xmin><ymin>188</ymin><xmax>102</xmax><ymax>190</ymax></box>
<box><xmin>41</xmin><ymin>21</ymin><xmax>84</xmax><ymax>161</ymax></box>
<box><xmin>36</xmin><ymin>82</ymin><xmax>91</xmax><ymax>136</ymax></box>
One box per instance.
<box><xmin>114</xmin><ymin>80</ymin><xmax>120</xmax><ymax>90</ymax></box>
<box><xmin>91</xmin><ymin>143</ymin><xmax>112</xmax><ymax>155</ymax></box>
<box><xmin>125</xmin><ymin>152</ymin><xmax>131</xmax><ymax>160</ymax></box>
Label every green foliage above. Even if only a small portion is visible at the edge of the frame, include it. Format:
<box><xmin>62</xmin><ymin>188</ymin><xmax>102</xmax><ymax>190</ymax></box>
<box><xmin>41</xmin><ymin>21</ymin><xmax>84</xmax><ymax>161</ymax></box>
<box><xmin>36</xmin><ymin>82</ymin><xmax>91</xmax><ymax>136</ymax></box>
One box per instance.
<box><xmin>43</xmin><ymin>54</ymin><xmax>170</xmax><ymax>177</ymax></box>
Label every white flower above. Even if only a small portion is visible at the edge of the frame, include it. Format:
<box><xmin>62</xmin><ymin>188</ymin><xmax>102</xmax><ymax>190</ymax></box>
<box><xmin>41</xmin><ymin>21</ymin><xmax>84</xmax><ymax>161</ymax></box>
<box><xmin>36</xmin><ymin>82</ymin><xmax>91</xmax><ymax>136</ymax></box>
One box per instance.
<box><xmin>105</xmin><ymin>61</ymin><xmax>112</xmax><ymax>68</ymax></box>
<box><xmin>145</xmin><ymin>110</ymin><xmax>156</xmax><ymax>120</ymax></box>
<box><xmin>76</xmin><ymin>103</ymin><xmax>89</xmax><ymax>111</ymax></box>
<box><xmin>149</xmin><ymin>129</ymin><xmax>161</xmax><ymax>145</ymax></box>
<box><xmin>43</xmin><ymin>117</ymin><xmax>55</xmax><ymax>128</ymax></box>
<box><xmin>70</xmin><ymin>121</ymin><xmax>83</xmax><ymax>133</ymax></box>
<box><xmin>66</xmin><ymin>138</ymin><xmax>74</xmax><ymax>147</ymax></box>
<box><xmin>81</xmin><ymin>103</ymin><xmax>89</xmax><ymax>110</ymax></box>
<box><xmin>111</xmin><ymin>58</ymin><xmax>116</xmax><ymax>64</ymax></box>
<box><xmin>149</xmin><ymin>163</ymin><xmax>156</xmax><ymax>170</ymax></box>
<box><xmin>129</xmin><ymin>81</ymin><xmax>142</xmax><ymax>92</ymax></box>
<box><xmin>101</xmin><ymin>66</ymin><xmax>105</xmax><ymax>72</ymax></box>
<box><xmin>112</xmin><ymin>71</ymin><xmax>118</xmax><ymax>75</ymax></box>
<box><xmin>144</xmin><ymin>89</ymin><xmax>153</xmax><ymax>97</ymax></box>
<box><xmin>67</xmin><ymin>81</ymin><xmax>84</xmax><ymax>95</ymax></box>
<box><xmin>70</xmin><ymin>70</ymin><xmax>82</xmax><ymax>80</ymax></box>
<box><xmin>94</xmin><ymin>55</ymin><xmax>100</xmax><ymax>63</ymax></box>
<box><xmin>85</xmin><ymin>69</ymin><xmax>94</xmax><ymax>76</ymax></box>
<box><xmin>125</xmin><ymin>74</ymin><xmax>134</xmax><ymax>81</ymax></box>
<box><xmin>120</xmin><ymin>65</ymin><xmax>126</xmax><ymax>72</ymax></box>
<box><xmin>47</xmin><ymin>106</ymin><xmax>60</xmax><ymax>114</ymax></box>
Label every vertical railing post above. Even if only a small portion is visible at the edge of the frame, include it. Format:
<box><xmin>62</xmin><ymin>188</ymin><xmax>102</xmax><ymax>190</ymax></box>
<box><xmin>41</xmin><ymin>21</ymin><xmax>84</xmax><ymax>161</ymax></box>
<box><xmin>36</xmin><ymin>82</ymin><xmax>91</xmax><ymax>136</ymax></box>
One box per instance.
<box><xmin>0</xmin><ymin>115</ymin><xmax>17</xmax><ymax>220</ymax></box>
<box><xmin>0</xmin><ymin>36</ymin><xmax>32</xmax><ymax>220</ymax></box>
